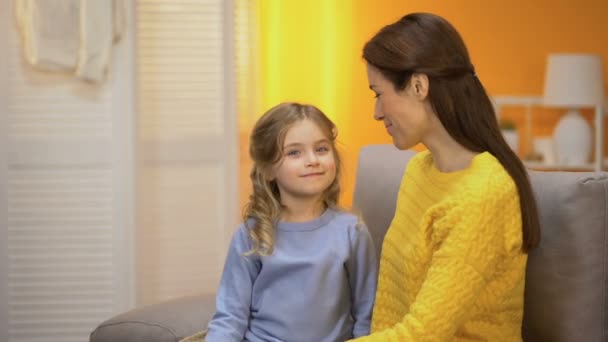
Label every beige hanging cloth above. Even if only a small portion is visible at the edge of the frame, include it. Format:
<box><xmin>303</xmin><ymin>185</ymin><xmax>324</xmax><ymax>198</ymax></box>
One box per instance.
<box><xmin>15</xmin><ymin>0</ymin><xmax>125</xmax><ymax>83</ymax></box>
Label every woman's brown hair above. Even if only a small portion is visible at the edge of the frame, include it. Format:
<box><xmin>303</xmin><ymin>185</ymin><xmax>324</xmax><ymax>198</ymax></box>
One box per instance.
<box><xmin>244</xmin><ymin>102</ymin><xmax>341</xmax><ymax>255</ymax></box>
<box><xmin>363</xmin><ymin>13</ymin><xmax>540</xmax><ymax>251</ymax></box>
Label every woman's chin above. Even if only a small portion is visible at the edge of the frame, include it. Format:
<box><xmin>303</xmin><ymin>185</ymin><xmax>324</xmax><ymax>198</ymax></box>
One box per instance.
<box><xmin>392</xmin><ymin>138</ymin><xmax>414</xmax><ymax>151</ymax></box>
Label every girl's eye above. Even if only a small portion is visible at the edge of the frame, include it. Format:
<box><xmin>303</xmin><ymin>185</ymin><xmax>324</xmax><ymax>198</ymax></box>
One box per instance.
<box><xmin>316</xmin><ymin>146</ymin><xmax>330</xmax><ymax>153</ymax></box>
<box><xmin>286</xmin><ymin>150</ymin><xmax>300</xmax><ymax>156</ymax></box>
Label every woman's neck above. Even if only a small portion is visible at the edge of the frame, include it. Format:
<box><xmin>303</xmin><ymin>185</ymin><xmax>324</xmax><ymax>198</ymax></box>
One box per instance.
<box><xmin>423</xmin><ymin>117</ymin><xmax>478</xmax><ymax>173</ymax></box>
<box><xmin>281</xmin><ymin>198</ymin><xmax>326</xmax><ymax>223</ymax></box>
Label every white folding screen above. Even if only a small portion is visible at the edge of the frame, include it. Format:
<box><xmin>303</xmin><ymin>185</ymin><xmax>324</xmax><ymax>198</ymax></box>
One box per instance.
<box><xmin>0</xmin><ymin>0</ymin><xmax>238</xmax><ymax>340</ymax></box>
<box><xmin>234</xmin><ymin>0</ymin><xmax>262</xmax><ymax>130</ymax></box>
<box><xmin>135</xmin><ymin>0</ymin><xmax>237</xmax><ymax>305</ymax></box>
<box><xmin>1</xmin><ymin>2</ymin><xmax>10</xmax><ymax>340</ymax></box>
<box><xmin>0</xmin><ymin>1</ymin><xmax>135</xmax><ymax>341</ymax></box>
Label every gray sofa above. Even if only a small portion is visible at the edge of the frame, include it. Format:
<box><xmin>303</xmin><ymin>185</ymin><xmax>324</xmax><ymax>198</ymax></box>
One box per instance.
<box><xmin>91</xmin><ymin>144</ymin><xmax>608</xmax><ymax>342</ymax></box>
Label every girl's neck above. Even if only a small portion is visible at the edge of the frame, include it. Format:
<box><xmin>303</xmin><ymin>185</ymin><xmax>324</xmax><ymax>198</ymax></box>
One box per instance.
<box><xmin>281</xmin><ymin>199</ymin><xmax>327</xmax><ymax>223</ymax></box>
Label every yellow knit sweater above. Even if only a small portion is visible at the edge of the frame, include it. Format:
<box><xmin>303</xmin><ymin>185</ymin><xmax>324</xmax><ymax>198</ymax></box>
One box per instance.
<box><xmin>351</xmin><ymin>150</ymin><xmax>527</xmax><ymax>342</ymax></box>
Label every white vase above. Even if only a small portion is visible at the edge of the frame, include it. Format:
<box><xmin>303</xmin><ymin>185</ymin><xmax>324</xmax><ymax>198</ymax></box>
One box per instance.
<box><xmin>533</xmin><ymin>137</ymin><xmax>556</xmax><ymax>165</ymax></box>
<box><xmin>502</xmin><ymin>130</ymin><xmax>519</xmax><ymax>153</ymax></box>
<box><xmin>553</xmin><ymin>109</ymin><xmax>592</xmax><ymax>166</ymax></box>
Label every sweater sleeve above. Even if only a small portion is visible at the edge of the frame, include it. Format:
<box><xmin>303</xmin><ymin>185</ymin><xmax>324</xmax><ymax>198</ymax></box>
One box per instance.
<box><xmin>351</xmin><ymin>196</ymin><xmax>508</xmax><ymax>342</ymax></box>
<box><xmin>346</xmin><ymin>221</ymin><xmax>378</xmax><ymax>338</ymax></box>
<box><xmin>205</xmin><ymin>226</ymin><xmax>260</xmax><ymax>342</ymax></box>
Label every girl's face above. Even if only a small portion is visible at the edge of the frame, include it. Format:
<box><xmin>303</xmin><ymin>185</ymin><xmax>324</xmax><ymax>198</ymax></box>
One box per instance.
<box><xmin>270</xmin><ymin>119</ymin><xmax>337</xmax><ymax>205</ymax></box>
<box><xmin>366</xmin><ymin>63</ymin><xmax>432</xmax><ymax>150</ymax></box>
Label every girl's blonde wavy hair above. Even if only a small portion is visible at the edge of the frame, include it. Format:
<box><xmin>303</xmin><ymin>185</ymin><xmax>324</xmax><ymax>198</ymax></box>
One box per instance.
<box><xmin>244</xmin><ymin>102</ymin><xmax>341</xmax><ymax>256</ymax></box>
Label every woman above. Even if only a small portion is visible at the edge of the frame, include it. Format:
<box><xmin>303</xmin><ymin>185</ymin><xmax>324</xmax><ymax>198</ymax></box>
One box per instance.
<box><xmin>351</xmin><ymin>13</ymin><xmax>540</xmax><ymax>341</ymax></box>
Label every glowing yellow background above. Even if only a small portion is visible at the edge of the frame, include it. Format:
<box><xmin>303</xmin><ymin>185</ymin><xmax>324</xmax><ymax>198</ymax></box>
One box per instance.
<box><xmin>239</xmin><ymin>0</ymin><xmax>608</xmax><ymax>210</ymax></box>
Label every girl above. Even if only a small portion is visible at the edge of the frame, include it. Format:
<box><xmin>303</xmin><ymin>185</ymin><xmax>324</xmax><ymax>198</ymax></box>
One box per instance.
<box><xmin>205</xmin><ymin>102</ymin><xmax>378</xmax><ymax>342</ymax></box>
<box><xmin>351</xmin><ymin>13</ymin><xmax>541</xmax><ymax>341</ymax></box>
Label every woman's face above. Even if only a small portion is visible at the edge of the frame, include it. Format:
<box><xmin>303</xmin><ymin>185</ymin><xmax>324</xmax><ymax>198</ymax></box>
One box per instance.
<box><xmin>366</xmin><ymin>63</ymin><xmax>432</xmax><ymax>150</ymax></box>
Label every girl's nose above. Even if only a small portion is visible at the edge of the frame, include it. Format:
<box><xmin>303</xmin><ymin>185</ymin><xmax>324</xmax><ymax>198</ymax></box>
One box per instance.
<box><xmin>306</xmin><ymin>152</ymin><xmax>319</xmax><ymax>166</ymax></box>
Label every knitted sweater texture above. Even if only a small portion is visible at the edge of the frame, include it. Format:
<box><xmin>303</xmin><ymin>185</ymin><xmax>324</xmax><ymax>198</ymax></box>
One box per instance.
<box><xmin>351</xmin><ymin>150</ymin><xmax>527</xmax><ymax>342</ymax></box>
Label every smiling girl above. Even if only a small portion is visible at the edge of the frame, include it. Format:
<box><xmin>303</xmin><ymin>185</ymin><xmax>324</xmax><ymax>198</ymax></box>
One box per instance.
<box><xmin>205</xmin><ymin>102</ymin><xmax>378</xmax><ymax>342</ymax></box>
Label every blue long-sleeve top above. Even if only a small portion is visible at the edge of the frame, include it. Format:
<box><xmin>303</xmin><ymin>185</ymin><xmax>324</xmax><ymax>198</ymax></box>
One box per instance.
<box><xmin>205</xmin><ymin>208</ymin><xmax>378</xmax><ymax>342</ymax></box>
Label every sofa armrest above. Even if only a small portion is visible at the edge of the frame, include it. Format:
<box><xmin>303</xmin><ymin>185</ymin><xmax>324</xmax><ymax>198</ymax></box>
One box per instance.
<box><xmin>90</xmin><ymin>293</ymin><xmax>215</xmax><ymax>342</ymax></box>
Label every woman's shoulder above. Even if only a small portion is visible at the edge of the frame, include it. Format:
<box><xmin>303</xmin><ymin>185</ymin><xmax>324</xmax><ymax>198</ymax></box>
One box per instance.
<box><xmin>441</xmin><ymin>170</ymin><xmax>518</xmax><ymax>225</ymax></box>
<box><xmin>405</xmin><ymin>149</ymin><xmax>433</xmax><ymax>172</ymax></box>
<box><xmin>424</xmin><ymin>152</ymin><xmax>517</xmax><ymax>209</ymax></box>
<box><xmin>467</xmin><ymin>152</ymin><xmax>518</xmax><ymax>198</ymax></box>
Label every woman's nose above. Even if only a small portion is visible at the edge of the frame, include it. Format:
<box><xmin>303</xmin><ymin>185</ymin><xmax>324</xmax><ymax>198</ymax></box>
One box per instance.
<box><xmin>373</xmin><ymin>102</ymin><xmax>384</xmax><ymax>121</ymax></box>
<box><xmin>373</xmin><ymin>108</ymin><xmax>384</xmax><ymax>121</ymax></box>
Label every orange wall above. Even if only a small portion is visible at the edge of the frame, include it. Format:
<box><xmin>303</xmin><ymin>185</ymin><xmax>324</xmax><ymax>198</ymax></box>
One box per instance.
<box><xmin>239</xmin><ymin>0</ymin><xmax>608</xmax><ymax>210</ymax></box>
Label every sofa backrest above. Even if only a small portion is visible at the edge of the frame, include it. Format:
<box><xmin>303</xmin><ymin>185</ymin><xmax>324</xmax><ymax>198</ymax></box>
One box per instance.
<box><xmin>524</xmin><ymin>171</ymin><xmax>607</xmax><ymax>341</ymax></box>
<box><xmin>352</xmin><ymin>144</ymin><xmax>608</xmax><ymax>342</ymax></box>
<box><xmin>352</xmin><ymin>145</ymin><xmax>416</xmax><ymax>256</ymax></box>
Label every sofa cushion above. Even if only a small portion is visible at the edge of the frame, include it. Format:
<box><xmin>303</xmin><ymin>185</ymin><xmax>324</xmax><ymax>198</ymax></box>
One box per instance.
<box><xmin>523</xmin><ymin>171</ymin><xmax>608</xmax><ymax>342</ymax></box>
<box><xmin>90</xmin><ymin>294</ymin><xmax>215</xmax><ymax>342</ymax></box>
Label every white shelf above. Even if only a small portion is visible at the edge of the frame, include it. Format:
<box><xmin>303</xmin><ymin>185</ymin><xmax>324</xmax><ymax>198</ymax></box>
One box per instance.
<box><xmin>493</xmin><ymin>95</ymin><xmax>608</xmax><ymax>113</ymax></box>
<box><xmin>524</xmin><ymin>160</ymin><xmax>608</xmax><ymax>171</ymax></box>
<box><xmin>492</xmin><ymin>95</ymin><xmax>606</xmax><ymax>172</ymax></box>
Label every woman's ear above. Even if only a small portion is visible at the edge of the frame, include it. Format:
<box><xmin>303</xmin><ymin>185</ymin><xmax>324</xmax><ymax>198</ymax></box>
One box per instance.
<box><xmin>411</xmin><ymin>73</ymin><xmax>429</xmax><ymax>100</ymax></box>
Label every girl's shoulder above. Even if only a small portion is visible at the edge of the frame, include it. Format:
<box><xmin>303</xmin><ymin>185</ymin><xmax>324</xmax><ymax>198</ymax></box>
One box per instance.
<box><xmin>327</xmin><ymin>208</ymin><xmax>370</xmax><ymax>235</ymax></box>
<box><xmin>232</xmin><ymin>221</ymin><xmax>252</xmax><ymax>239</ymax></box>
<box><xmin>223</xmin><ymin>221</ymin><xmax>257</xmax><ymax>256</ymax></box>
<box><xmin>328</xmin><ymin>208</ymin><xmax>360</xmax><ymax>225</ymax></box>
